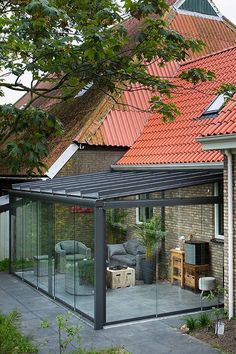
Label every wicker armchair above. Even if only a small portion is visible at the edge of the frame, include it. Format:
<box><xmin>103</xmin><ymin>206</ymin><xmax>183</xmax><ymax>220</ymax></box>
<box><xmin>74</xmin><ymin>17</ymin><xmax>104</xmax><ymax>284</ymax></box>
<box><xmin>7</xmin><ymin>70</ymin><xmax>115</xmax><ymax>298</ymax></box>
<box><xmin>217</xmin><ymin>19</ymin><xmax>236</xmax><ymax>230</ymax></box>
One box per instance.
<box><xmin>55</xmin><ymin>240</ymin><xmax>91</xmax><ymax>273</ymax></box>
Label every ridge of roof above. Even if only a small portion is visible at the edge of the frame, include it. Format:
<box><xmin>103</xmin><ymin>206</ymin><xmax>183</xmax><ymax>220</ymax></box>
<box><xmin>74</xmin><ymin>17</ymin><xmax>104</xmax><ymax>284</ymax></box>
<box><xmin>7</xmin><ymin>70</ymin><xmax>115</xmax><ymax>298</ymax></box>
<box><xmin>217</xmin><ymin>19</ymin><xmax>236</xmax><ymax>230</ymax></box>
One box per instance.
<box><xmin>180</xmin><ymin>45</ymin><xmax>236</xmax><ymax>68</ymax></box>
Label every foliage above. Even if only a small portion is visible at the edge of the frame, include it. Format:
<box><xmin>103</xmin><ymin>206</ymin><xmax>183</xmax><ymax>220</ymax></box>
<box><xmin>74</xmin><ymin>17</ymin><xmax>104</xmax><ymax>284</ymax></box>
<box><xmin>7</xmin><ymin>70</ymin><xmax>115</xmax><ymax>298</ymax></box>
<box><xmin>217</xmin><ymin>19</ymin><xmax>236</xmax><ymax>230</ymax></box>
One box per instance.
<box><xmin>197</xmin><ymin>312</ymin><xmax>211</xmax><ymax>329</ymax></box>
<box><xmin>134</xmin><ymin>216</ymin><xmax>165</xmax><ymax>259</ymax></box>
<box><xmin>41</xmin><ymin>311</ymin><xmax>81</xmax><ymax>354</ymax></box>
<box><xmin>11</xmin><ymin>258</ymin><xmax>35</xmax><ymax>270</ymax></box>
<box><xmin>106</xmin><ymin>208</ymin><xmax>128</xmax><ymax>244</ymax></box>
<box><xmin>78</xmin><ymin>259</ymin><xmax>95</xmax><ymax>286</ymax></box>
<box><xmin>0</xmin><ymin>0</ymin><xmax>217</xmax><ymax>174</ymax></box>
<box><xmin>0</xmin><ymin>258</ymin><xmax>9</xmax><ymax>271</ymax></box>
<box><xmin>202</xmin><ymin>286</ymin><xmax>226</xmax><ymax>337</ymax></box>
<box><xmin>42</xmin><ymin>312</ymin><xmax>130</xmax><ymax>353</ymax></box>
<box><xmin>184</xmin><ymin>316</ymin><xmax>198</xmax><ymax>332</ymax></box>
<box><xmin>203</xmin><ymin>285</ymin><xmax>226</xmax><ymax>310</ymax></box>
<box><xmin>0</xmin><ymin>310</ymin><xmax>38</xmax><ymax>353</ymax></box>
<box><xmin>0</xmin><ymin>257</ymin><xmax>34</xmax><ymax>273</ymax></box>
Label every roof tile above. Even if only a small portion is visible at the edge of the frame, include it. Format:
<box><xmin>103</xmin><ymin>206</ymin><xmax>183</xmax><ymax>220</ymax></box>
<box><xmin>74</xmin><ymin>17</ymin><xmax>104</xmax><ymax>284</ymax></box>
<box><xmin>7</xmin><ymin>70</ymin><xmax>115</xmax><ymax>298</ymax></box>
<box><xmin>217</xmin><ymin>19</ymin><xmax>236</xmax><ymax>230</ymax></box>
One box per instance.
<box><xmin>117</xmin><ymin>46</ymin><xmax>236</xmax><ymax>165</ymax></box>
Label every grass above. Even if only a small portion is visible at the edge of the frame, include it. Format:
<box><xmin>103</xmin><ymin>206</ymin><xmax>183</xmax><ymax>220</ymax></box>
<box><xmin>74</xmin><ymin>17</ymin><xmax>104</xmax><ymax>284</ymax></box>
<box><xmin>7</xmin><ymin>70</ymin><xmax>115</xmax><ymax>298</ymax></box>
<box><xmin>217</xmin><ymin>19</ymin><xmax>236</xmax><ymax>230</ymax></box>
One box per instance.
<box><xmin>0</xmin><ymin>310</ymin><xmax>128</xmax><ymax>354</ymax></box>
<box><xmin>0</xmin><ymin>258</ymin><xmax>9</xmax><ymax>271</ymax></box>
<box><xmin>0</xmin><ymin>310</ymin><xmax>38</xmax><ymax>353</ymax></box>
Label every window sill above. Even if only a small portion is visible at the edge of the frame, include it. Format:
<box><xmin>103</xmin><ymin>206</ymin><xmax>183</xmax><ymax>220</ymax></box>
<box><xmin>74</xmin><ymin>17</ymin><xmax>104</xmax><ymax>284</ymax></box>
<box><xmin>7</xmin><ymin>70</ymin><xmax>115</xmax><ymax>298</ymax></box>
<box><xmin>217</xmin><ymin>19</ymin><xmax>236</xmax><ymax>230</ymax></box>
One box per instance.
<box><xmin>210</xmin><ymin>238</ymin><xmax>224</xmax><ymax>244</ymax></box>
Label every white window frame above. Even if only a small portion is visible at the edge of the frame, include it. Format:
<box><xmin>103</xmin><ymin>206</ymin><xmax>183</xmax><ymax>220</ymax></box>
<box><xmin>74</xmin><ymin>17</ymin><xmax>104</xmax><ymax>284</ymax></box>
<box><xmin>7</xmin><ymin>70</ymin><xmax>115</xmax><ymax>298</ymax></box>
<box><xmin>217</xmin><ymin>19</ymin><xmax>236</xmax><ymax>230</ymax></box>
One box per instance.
<box><xmin>214</xmin><ymin>182</ymin><xmax>224</xmax><ymax>240</ymax></box>
<box><xmin>136</xmin><ymin>194</ymin><xmax>153</xmax><ymax>224</ymax></box>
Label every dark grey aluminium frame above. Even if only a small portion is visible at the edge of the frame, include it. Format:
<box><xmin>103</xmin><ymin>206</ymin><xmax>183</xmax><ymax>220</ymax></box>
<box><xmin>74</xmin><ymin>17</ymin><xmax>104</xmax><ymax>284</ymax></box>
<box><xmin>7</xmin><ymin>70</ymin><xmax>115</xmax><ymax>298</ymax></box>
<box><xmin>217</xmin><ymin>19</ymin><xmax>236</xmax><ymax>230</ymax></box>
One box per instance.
<box><xmin>9</xmin><ymin>169</ymin><xmax>223</xmax><ymax>329</ymax></box>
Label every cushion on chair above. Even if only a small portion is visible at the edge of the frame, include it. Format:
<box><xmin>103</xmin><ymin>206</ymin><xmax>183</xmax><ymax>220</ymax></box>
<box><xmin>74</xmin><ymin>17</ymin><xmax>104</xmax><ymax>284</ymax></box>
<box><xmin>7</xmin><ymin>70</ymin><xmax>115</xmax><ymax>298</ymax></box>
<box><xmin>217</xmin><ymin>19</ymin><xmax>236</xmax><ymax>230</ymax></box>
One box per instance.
<box><xmin>108</xmin><ymin>244</ymin><xmax>126</xmax><ymax>257</ymax></box>
<box><xmin>60</xmin><ymin>241</ymin><xmax>76</xmax><ymax>254</ymax></box>
<box><xmin>136</xmin><ymin>244</ymin><xmax>145</xmax><ymax>254</ymax></box>
<box><xmin>111</xmin><ymin>254</ymin><xmax>136</xmax><ymax>266</ymax></box>
<box><xmin>66</xmin><ymin>254</ymin><xmax>85</xmax><ymax>261</ymax></box>
<box><xmin>123</xmin><ymin>239</ymin><xmax>143</xmax><ymax>255</ymax></box>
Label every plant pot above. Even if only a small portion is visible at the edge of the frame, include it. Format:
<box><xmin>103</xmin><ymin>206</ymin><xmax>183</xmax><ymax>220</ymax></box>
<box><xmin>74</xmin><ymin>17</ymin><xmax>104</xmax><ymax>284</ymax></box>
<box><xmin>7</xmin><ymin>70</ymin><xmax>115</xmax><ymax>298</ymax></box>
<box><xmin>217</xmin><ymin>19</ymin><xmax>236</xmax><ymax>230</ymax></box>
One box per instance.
<box><xmin>141</xmin><ymin>259</ymin><xmax>156</xmax><ymax>284</ymax></box>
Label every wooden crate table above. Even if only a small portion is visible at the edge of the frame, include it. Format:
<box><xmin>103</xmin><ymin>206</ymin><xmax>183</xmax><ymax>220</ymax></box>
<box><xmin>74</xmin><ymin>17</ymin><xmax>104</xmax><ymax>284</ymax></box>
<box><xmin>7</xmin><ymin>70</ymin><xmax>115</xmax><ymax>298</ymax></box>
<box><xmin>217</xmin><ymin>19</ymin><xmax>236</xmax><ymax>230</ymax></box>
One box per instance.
<box><xmin>106</xmin><ymin>267</ymin><xmax>135</xmax><ymax>289</ymax></box>
<box><xmin>170</xmin><ymin>249</ymin><xmax>185</xmax><ymax>288</ymax></box>
<box><xmin>184</xmin><ymin>263</ymin><xmax>210</xmax><ymax>292</ymax></box>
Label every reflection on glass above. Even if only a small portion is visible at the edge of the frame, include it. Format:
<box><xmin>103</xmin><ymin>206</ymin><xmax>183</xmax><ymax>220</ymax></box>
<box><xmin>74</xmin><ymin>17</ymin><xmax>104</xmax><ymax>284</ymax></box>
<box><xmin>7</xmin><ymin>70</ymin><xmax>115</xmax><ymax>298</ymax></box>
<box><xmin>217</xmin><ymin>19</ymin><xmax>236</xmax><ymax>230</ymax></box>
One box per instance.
<box><xmin>105</xmin><ymin>204</ymin><xmax>224</xmax><ymax>324</ymax></box>
<box><xmin>11</xmin><ymin>198</ymin><xmax>95</xmax><ymax>321</ymax></box>
<box><xmin>10</xmin><ymin>195</ymin><xmax>224</xmax><ymax>326</ymax></box>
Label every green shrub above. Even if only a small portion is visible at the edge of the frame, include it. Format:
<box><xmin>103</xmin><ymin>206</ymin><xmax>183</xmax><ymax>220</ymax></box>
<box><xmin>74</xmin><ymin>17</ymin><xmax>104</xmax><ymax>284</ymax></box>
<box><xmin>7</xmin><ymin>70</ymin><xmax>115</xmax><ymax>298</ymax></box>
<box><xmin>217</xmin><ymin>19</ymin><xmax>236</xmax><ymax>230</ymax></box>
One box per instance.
<box><xmin>78</xmin><ymin>259</ymin><xmax>95</xmax><ymax>285</ymax></box>
<box><xmin>184</xmin><ymin>316</ymin><xmax>198</xmax><ymax>331</ymax></box>
<box><xmin>197</xmin><ymin>312</ymin><xmax>211</xmax><ymax>328</ymax></box>
<box><xmin>0</xmin><ymin>258</ymin><xmax>9</xmax><ymax>271</ymax></box>
<box><xmin>0</xmin><ymin>310</ymin><xmax>38</xmax><ymax>353</ymax></box>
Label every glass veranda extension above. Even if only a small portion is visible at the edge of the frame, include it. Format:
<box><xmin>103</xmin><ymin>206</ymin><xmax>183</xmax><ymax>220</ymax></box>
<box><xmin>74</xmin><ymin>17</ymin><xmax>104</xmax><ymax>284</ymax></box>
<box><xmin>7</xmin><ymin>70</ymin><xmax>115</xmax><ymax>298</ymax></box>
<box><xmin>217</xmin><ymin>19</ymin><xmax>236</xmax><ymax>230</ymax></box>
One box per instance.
<box><xmin>9</xmin><ymin>170</ymin><xmax>223</xmax><ymax>329</ymax></box>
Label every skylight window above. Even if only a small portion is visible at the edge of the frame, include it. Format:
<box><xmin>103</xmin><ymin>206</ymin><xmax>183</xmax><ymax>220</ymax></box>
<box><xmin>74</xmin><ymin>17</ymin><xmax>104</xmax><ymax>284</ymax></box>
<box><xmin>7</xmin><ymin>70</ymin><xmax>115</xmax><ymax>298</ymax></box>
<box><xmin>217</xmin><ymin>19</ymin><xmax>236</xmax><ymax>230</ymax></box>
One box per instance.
<box><xmin>202</xmin><ymin>94</ymin><xmax>225</xmax><ymax>117</ymax></box>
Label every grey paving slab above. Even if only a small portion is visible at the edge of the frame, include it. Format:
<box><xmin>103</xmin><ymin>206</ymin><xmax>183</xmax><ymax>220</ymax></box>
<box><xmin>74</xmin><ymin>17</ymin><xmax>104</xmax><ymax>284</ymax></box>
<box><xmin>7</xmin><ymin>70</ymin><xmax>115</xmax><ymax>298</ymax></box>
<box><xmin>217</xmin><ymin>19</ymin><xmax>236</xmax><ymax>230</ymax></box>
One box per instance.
<box><xmin>0</xmin><ymin>273</ymin><xmax>220</xmax><ymax>354</ymax></box>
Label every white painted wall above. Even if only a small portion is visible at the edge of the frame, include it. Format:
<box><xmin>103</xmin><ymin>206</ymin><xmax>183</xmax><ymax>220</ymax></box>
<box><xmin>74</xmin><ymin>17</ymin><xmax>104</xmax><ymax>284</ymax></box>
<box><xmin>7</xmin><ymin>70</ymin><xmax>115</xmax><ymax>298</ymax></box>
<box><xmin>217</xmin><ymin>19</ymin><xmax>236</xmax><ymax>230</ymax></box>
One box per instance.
<box><xmin>0</xmin><ymin>211</ymin><xmax>9</xmax><ymax>260</ymax></box>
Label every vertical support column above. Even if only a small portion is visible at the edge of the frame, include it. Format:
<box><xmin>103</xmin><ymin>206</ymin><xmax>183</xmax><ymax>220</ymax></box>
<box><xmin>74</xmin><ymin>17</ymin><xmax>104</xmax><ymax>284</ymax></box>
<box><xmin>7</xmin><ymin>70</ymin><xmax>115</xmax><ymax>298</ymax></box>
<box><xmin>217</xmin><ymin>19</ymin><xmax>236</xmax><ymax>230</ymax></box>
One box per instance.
<box><xmin>9</xmin><ymin>194</ymin><xmax>16</xmax><ymax>274</ymax></box>
<box><xmin>47</xmin><ymin>203</ymin><xmax>54</xmax><ymax>296</ymax></box>
<box><xmin>94</xmin><ymin>207</ymin><xmax>106</xmax><ymax>330</ymax></box>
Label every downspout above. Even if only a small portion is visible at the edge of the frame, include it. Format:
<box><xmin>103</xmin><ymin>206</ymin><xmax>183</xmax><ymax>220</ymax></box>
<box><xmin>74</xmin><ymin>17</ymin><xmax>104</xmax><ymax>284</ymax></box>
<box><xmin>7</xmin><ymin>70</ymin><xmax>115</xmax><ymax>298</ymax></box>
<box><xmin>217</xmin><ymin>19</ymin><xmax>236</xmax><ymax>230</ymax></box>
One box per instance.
<box><xmin>225</xmin><ymin>150</ymin><xmax>234</xmax><ymax>319</ymax></box>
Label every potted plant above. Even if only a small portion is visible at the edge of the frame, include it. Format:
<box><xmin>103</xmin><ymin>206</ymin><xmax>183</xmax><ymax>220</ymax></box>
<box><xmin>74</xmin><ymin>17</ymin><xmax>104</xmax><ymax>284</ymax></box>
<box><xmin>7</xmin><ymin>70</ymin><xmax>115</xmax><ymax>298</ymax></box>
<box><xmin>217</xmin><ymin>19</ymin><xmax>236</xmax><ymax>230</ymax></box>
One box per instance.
<box><xmin>134</xmin><ymin>216</ymin><xmax>165</xmax><ymax>284</ymax></box>
<box><xmin>106</xmin><ymin>208</ymin><xmax>128</xmax><ymax>244</ymax></box>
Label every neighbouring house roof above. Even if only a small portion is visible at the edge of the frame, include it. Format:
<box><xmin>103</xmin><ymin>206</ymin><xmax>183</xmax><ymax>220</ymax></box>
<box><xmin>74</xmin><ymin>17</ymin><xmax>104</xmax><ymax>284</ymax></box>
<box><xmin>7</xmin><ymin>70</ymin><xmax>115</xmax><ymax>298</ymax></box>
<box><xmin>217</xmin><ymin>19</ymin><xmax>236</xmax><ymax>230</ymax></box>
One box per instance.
<box><xmin>75</xmin><ymin>109</ymin><xmax>150</xmax><ymax>147</ymax></box>
<box><xmin>116</xmin><ymin>46</ymin><xmax>236</xmax><ymax>166</ymax></box>
<box><xmin>75</xmin><ymin>6</ymin><xmax>236</xmax><ymax>146</ymax></box>
<box><xmin>4</xmin><ymin>1</ymin><xmax>236</xmax><ymax>177</ymax></box>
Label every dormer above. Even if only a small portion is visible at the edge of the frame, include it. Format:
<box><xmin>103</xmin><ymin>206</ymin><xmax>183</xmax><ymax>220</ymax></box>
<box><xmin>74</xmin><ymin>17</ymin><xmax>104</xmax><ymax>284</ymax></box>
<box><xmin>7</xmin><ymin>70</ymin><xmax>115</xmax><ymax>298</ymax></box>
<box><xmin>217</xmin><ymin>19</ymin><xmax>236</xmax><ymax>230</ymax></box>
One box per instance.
<box><xmin>170</xmin><ymin>0</ymin><xmax>222</xmax><ymax>20</ymax></box>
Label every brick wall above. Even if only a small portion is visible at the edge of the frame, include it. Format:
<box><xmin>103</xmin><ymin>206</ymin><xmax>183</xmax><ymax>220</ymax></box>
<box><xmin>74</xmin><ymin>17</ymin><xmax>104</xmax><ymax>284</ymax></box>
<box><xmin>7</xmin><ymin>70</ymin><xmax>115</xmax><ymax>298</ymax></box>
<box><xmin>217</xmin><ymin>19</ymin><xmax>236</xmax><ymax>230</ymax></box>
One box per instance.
<box><xmin>105</xmin><ymin>186</ymin><xmax>223</xmax><ymax>283</ymax></box>
<box><xmin>163</xmin><ymin>184</ymin><xmax>224</xmax><ymax>283</ymax></box>
<box><xmin>56</xmin><ymin>145</ymin><xmax>127</xmax><ymax>177</ymax></box>
<box><xmin>53</xmin><ymin>145</ymin><xmax>127</xmax><ymax>256</ymax></box>
<box><xmin>223</xmin><ymin>154</ymin><xmax>236</xmax><ymax>314</ymax></box>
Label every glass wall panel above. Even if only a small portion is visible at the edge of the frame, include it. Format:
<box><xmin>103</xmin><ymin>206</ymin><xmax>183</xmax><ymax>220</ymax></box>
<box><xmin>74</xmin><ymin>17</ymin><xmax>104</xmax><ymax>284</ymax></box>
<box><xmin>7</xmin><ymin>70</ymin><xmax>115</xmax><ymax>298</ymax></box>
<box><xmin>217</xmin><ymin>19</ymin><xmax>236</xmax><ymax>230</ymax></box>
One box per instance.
<box><xmin>11</xmin><ymin>197</ymin><xmax>95</xmax><ymax>322</ymax></box>
<box><xmin>22</xmin><ymin>199</ymin><xmax>38</xmax><ymax>286</ymax></box>
<box><xmin>74</xmin><ymin>206</ymin><xmax>95</xmax><ymax>319</ymax></box>
<box><xmin>53</xmin><ymin>203</ymin><xmax>95</xmax><ymax>320</ymax></box>
<box><xmin>105</xmin><ymin>207</ymin><xmax>158</xmax><ymax>323</ymax></box>
<box><xmin>37</xmin><ymin>201</ymin><xmax>54</xmax><ymax>295</ymax></box>
<box><xmin>105</xmin><ymin>201</ymin><xmax>224</xmax><ymax>324</ymax></box>
<box><xmin>11</xmin><ymin>197</ymin><xmax>23</xmax><ymax>276</ymax></box>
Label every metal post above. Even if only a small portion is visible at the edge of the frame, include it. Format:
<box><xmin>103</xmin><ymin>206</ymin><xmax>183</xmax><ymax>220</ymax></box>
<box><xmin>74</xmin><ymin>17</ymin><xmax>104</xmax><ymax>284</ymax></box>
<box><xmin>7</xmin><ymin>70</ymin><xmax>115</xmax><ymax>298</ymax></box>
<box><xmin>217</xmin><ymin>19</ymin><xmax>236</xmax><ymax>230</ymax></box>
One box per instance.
<box><xmin>47</xmin><ymin>203</ymin><xmax>54</xmax><ymax>296</ymax></box>
<box><xmin>9</xmin><ymin>194</ymin><xmax>16</xmax><ymax>274</ymax></box>
<box><xmin>94</xmin><ymin>207</ymin><xmax>106</xmax><ymax>330</ymax></box>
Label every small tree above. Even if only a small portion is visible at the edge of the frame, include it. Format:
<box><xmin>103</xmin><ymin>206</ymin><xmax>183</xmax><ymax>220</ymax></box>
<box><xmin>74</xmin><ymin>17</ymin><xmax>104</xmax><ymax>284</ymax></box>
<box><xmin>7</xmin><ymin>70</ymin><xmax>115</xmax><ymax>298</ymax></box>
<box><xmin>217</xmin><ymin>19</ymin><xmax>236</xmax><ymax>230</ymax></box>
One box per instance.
<box><xmin>0</xmin><ymin>0</ymin><xmax>217</xmax><ymax>174</ymax></box>
<box><xmin>41</xmin><ymin>312</ymin><xmax>81</xmax><ymax>354</ymax></box>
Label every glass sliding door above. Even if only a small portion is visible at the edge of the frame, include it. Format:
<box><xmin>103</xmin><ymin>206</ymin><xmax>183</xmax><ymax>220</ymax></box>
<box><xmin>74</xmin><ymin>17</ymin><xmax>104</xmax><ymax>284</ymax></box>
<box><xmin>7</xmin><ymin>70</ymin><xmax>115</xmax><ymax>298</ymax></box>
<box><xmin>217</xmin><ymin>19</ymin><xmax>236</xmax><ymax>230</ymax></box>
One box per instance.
<box><xmin>37</xmin><ymin>201</ymin><xmax>54</xmax><ymax>295</ymax></box>
<box><xmin>105</xmin><ymin>207</ymin><xmax>159</xmax><ymax>323</ymax></box>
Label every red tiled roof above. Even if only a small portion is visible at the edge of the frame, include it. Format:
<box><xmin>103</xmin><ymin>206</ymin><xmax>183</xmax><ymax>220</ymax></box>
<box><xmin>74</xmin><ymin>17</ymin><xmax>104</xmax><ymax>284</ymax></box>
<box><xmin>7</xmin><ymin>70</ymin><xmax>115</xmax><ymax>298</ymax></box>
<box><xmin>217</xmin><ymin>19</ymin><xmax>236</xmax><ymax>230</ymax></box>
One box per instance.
<box><xmin>169</xmin><ymin>14</ymin><xmax>236</xmax><ymax>59</ymax></box>
<box><xmin>75</xmin><ymin>109</ymin><xmax>149</xmax><ymax>147</ymax></box>
<box><xmin>200</xmin><ymin>97</ymin><xmax>236</xmax><ymax>136</ymax></box>
<box><xmin>117</xmin><ymin>46</ymin><xmax>236</xmax><ymax>165</ymax></box>
<box><xmin>93</xmin><ymin>12</ymin><xmax>236</xmax><ymax>147</ymax></box>
<box><xmin>11</xmin><ymin>5</ymin><xmax>236</xmax><ymax>173</ymax></box>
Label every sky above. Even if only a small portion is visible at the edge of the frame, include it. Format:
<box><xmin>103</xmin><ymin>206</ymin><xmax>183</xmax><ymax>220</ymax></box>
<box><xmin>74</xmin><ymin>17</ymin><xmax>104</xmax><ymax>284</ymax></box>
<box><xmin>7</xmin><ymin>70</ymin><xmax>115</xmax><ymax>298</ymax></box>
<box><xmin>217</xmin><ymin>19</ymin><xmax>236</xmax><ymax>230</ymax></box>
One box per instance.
<box><xmin>1</xmin><ymin>0</ymin><xmax>236</xmax><ymax>105</ymax></box>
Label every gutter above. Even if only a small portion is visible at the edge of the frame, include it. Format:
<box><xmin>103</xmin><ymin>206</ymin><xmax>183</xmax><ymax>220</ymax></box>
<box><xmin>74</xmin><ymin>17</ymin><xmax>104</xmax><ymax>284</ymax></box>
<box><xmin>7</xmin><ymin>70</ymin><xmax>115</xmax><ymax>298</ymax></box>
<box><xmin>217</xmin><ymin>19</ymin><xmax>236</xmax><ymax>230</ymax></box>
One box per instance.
<box><xmin>197</xmin><ymin>134</ymin><xmax>236</xmax><ymax>151</ymax></box>
<box><xmin>111</xmin><ymin>162</ymin><xmax>223</xmax><ymax>171</ymax></box>
<box><xmin>225</xmin><ymin>150</ymin><xmax>234</xmax><ymax>319</ymax></box>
